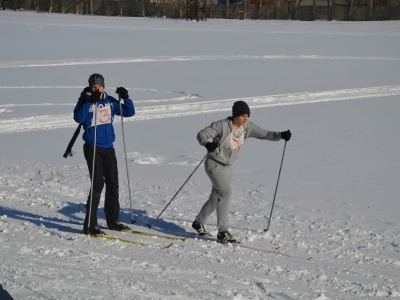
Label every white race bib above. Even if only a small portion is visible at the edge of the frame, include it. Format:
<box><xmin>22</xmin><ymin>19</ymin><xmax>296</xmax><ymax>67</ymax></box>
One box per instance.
<box><xmin>90</xmin><ymin>103</ymin><xmax>112</xmax><ymax>127</ymax></box>
<box><xmin>221</xmin><ymin>127</ymin><xmax>245</xmax><ymax>150</ymax></box>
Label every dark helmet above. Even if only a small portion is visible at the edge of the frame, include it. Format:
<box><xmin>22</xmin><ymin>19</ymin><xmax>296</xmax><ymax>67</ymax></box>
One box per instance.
<box><xmin>88</xmin><ymin>73</ymin><xmax>105</xmax><ymax>87</ymax></box>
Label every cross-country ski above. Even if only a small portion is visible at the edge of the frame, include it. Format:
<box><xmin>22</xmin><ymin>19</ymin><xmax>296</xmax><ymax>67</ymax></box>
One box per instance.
<box><xmin>79</xmin><ymin>232</ymin><xmax>173</xmax><ymax>249</ymax></box>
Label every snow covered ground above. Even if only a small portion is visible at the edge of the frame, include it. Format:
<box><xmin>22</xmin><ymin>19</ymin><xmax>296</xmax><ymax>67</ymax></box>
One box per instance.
<box><xmin>0</xmin><ymin>11</ymin><xmax>399</xmax><ymax>299</ymax></box>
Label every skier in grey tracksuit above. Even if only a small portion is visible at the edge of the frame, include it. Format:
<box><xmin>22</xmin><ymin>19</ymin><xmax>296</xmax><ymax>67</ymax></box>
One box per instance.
<box><xmin>192</xmin><ymin>100</ymin><xmax>291</xmax><ymax>243</ymax></box>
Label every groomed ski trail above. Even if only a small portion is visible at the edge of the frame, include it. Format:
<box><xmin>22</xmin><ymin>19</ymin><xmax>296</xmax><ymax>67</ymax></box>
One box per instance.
<box><xmin>1</xmin><ymin>84</ymin><xmax>400</xmax><ymax>134</ymax></box>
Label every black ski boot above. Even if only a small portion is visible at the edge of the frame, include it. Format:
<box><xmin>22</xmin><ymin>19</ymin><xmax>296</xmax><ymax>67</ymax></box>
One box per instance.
<box><xmin>192</xmin><ymin>219</ymin><xmax>208</xmax><ymax>236</ymax></box>
<box><xmin>217</xmin><ymin>231</ymin><xmax>237</xmax><ymax>244</ymax></box>
<box><xmin>108</xmin><ymin>222</ymin><xmax>130</xmax><ymax>231</ymax></box>
<box><xmin>84</xmin><ymin>226</ymin><xmax>105</xmax><ymax>235</ymax></box>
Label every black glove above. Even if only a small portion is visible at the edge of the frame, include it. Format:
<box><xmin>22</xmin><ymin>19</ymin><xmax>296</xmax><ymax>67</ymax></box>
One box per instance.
<box><xmin>116</xmin><ymin>87</ymin><xmax>129</xmax><ymax>100</ymax></box>
<box><xmin>78</xmin><ymin>87</ymin><xmax>91</xmax><ymax>104</ymax></box>
<box><xmin>205</xmin><ymin>142</ymin><xmax>218</xmax><ymax>153</ymax></box>
<box><xmin>280</xmin><ymin>130</ymin><xmax>291</xmax><ymax>141</ymax></box>
<box><xmin>88</xmin><ymin>91</ymin><xmax>104</xmax><ymax>103</ymax></box>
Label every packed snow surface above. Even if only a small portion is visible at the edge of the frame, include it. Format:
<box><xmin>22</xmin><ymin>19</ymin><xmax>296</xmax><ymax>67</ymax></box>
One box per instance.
<box><xmin>0</xmin><ymin>11</ymin><xmax>399</xmax><ymax>299</ymax></box>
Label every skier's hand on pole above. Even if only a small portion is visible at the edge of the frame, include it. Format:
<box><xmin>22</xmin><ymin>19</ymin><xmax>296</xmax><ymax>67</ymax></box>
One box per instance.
<box><xmin>116</xmin><ymin>87</ymin><xmax>129</xmax><ymax>100</ymax></box>
<box><xmin>280</xmin><ymin>130</ymin><xmax>291</xmax><ymax>141</ymax></box>
<box><xmin>88</xmin><ymin>91</ymin><xmax>105</xmax><ymax>103</ymax></box>
<box><xmin>79</xmin><ymin>87</ymin><xmax>91</xmax><ymax>104</ymax></box>
<box><xmin>205</xmin><ymin>142</ymin><xmax>218</xmax><ymax>153</ymax></box>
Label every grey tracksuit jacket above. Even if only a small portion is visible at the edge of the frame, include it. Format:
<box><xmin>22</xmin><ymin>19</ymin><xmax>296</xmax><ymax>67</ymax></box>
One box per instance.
<box><xmin>195</xmin><ymin>117</ymin><xmax>283</xmax><ymax>232</ymax></box>
<box><xmin>197</xmin><ymin>117</ymin><xmax>282</xmax><ymax>166</ymax></box>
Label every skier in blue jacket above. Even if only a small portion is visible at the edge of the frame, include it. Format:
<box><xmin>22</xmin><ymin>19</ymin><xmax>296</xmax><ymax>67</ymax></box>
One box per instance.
<box><xmin>74</xmin><ymin>73</ymin><xmax>135</xmax><ymax>235</ymax></box>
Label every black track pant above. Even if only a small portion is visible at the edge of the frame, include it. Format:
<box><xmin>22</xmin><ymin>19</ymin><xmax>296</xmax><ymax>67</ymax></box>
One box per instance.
<box><xmin>83</xmin><ymin>143</ymin><xmax>119</xmax><ymax>230</ymax></box>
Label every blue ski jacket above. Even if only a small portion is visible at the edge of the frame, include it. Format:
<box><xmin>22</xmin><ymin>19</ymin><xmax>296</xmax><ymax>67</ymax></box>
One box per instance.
<box><xmin>73</xmin><ymin>92</ymin><xmax>135</xmax><ymax>148</ymax></box>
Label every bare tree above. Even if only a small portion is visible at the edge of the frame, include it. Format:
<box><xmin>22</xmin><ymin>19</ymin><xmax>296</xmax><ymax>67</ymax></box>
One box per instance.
<box><xmin>350</xmin><ymin>0</ymin><xmax>366</xmax><ymax>20</ymax></box>
<box><xmin>372</xmin><ymin>0</ymin><xmax>389</xmax><ymax>19</ymax></box>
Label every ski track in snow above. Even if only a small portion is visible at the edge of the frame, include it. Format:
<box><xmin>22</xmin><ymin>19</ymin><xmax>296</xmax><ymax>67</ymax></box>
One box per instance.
<box><xmin>1</xmin><ymin>54</ymin><xmax>400</xmax><ymax>69</ymax></box>
<box><xmin>1</xmin><ymin>84</ymin><xmax>400</xmax><ymax>134</ymax></box>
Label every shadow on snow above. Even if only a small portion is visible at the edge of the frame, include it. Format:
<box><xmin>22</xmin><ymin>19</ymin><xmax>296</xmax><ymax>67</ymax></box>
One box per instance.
<box><xmin>0</xmin><ymin>202</ymin><xmax>191</xmax><ymax>236</ymax></box>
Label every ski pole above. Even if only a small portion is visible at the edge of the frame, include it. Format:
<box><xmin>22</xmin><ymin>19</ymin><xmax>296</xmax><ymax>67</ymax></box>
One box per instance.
<box><xmin>264</xmin><ymin>141</ymin><xmax>287</xmax><ymax>232</ymax></box>
<box><xmin>147</xmin><ymin>153</ymin><xmax>208</xmax><ymax>229</ymax></box>
<box><xmin>87</xmin><ymin>104</ymin><xmax>98</xmax><ymax>230</ymax></box>
<box><xmin>119</xmin><ymin>96</ymin><xmax>135</xmax><ymax>225</ymax></box>
<box><xmin>63</xmin><ymin>124</ymin><xmax>82</xmax><ymax>158</ymax></box>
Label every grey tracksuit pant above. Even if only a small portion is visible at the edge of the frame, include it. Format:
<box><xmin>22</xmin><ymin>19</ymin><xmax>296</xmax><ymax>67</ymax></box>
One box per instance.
<box><xmin>195</xmin><ymin>158</ymin><xmax>233</xmax><ymax>232</ymax></box>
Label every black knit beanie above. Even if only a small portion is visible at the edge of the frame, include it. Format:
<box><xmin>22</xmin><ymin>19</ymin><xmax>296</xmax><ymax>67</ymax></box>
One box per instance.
<box><xmin>232</xmin><ymin>101</ymin><xmax>250</xmax><ymax>118</ymax></box>
<box><xmin>88</xmin><ymin>73</ymin><xmax>105</xmax><ymax>87</ymax></box>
